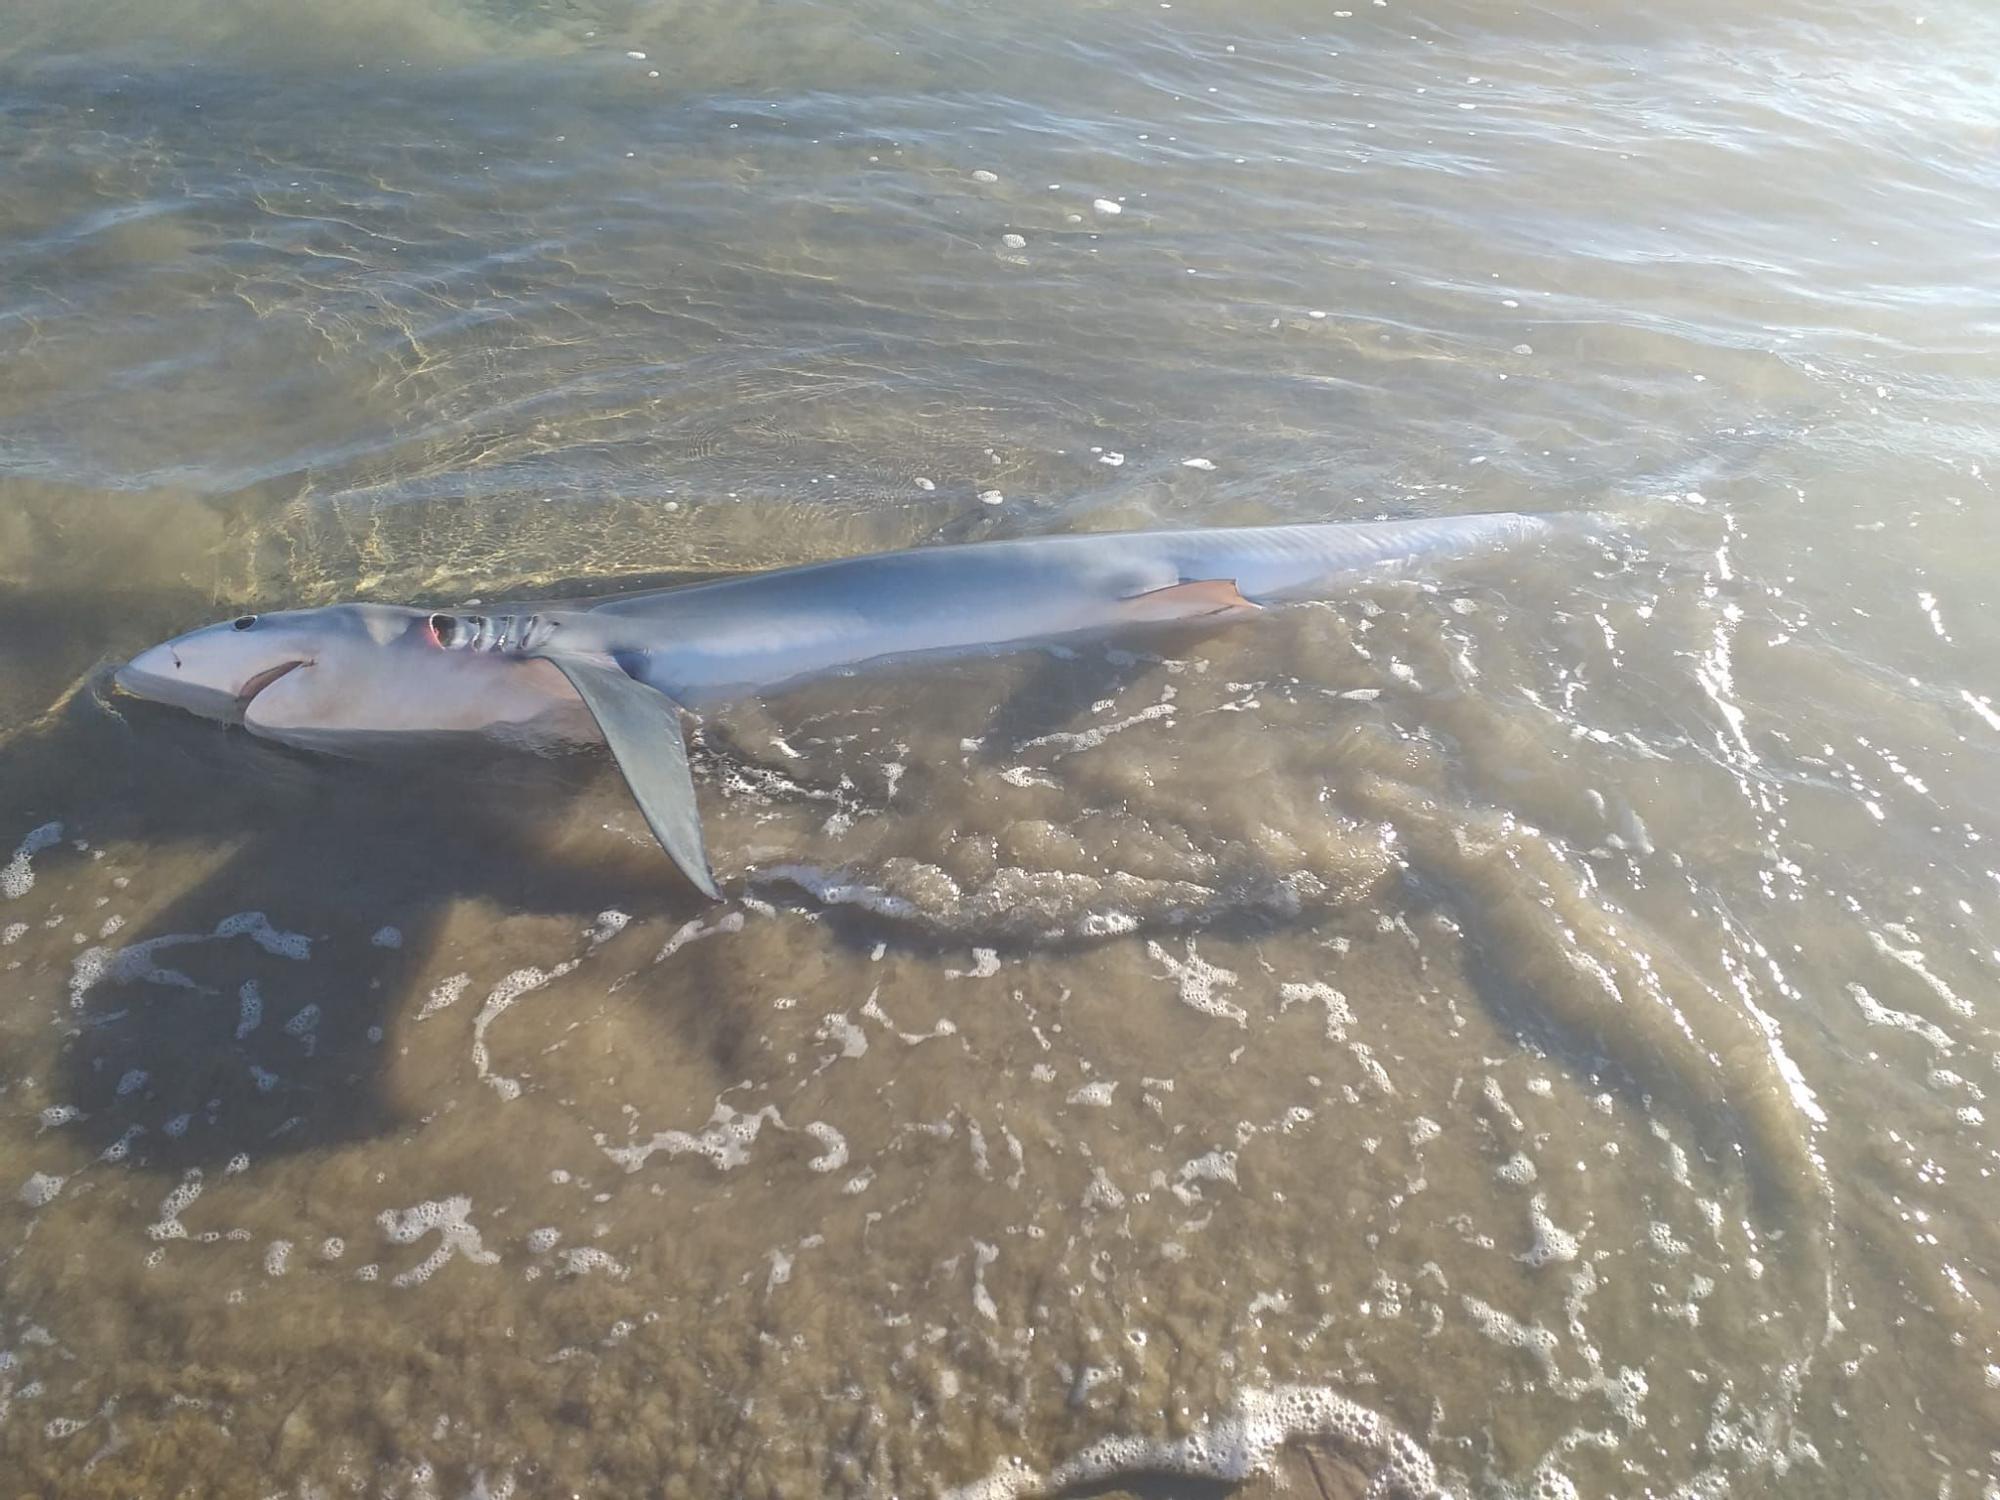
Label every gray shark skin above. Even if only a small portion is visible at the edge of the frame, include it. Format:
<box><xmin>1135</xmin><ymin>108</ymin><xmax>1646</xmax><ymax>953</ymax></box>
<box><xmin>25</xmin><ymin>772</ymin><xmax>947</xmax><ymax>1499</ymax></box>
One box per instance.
<box><xmin>115</xmin><ymin>512</ymin><xmax>1597</xmax><ymax>897</ymax></box>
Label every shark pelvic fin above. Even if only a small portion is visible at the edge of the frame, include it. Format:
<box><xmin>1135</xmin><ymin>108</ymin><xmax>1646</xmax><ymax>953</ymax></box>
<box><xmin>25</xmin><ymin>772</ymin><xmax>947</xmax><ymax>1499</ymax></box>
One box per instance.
<box><xmin>1118</xmin><ymin>578</ymin><xmax>1262</xmax><ymax>621</ymax></box>
<box><xmin>533</xmin><ymin>652</ymin><xmax>721</xmax><ymax>900</ymax></box>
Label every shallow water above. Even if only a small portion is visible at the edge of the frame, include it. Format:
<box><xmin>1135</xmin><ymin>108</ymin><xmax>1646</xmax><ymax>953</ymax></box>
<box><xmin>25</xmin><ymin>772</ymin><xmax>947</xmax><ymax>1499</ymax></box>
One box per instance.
<box><xmin>4</xmin><ymin>1</ymin><xmax>1999</xmax><ymax>1495</ymax></box>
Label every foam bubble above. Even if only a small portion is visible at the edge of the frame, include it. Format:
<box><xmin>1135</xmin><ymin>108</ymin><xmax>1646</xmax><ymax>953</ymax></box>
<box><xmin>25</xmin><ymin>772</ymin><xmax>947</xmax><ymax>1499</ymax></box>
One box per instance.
<box><xmin>1170</xmin><ymin>1149</ymin><xmax>1238</xmax><ymax>1206</ymax></box>
<box><xmin>2</xmin><ymin>821</ymin><xmax>62</xmax><ymax>900</ymax></box>
<box><xmin>947</xmin><ymin>948</ymin><xmax>1001</xmax><ymax>980</ymax></box>
<box><xmin>17</xmin><ymin>1172</ymin><xmax>66</xmax><ymax>1207</ymax></box>
<box><xmin>1519</xmin><ymin>1194</ymin><xmax>1581</xmax><ymax>1268</ymax></box>
<box><xmin>235</xmin><ymin>981</ymin><xmax>262</xmax><ymax>1039</ymax></box>
<box><xmin>472</xmin><ymin>963</ymin><xmax>578</xmax><ymax>1099</ymax></box>
<box><xmin>213</xmin><ymin>911</ymin><xmax>312</xmax><ymax>960</ymax></box>
<box><xmin>1147</xmin><ymin>940</ymin><xmax>1246</xmax><ymax>1025</ymax></box>
<box><xmin>560</xmin><ymin>1248</ymin><xmax>628</xmax><ymax>1279</ymax></box>
<box><xmin>1279</xmin><ymin>981</ymin><xmax>1352</xmax><ymax>1040</ymax></box>
<box><xmin>805</xmin><ymin>1121</ymin><xmax>848</xmax><ymax>1173</ymax></box>
<box><xmin>147</xmin><ymin>1169</ymin><xmax>205</xmax><ymax>1240</ymax></box>
<box><xmin>954</xmin><ymin>1383</ymin><xmax>1445</xmax><ymax>1497</ymax></box>
<box><xmin>815</xmin><ymin>1013</ymin><xmax>868</xmax><ymax>1060</ymax></box>
<box><xmin>417</xmin><ymin>973</ymin><xmax>470</xmax><ymax>1021</ymax></box>
<box><xmin>602</xmin><ymin>1099</ymin><xmax>785</xmax><ymax>1172</ymax></box>
<box><xmin>1083</xmin><ymin>1168</ymin><xmax>1126</xmax><ymax>1212</ymax></box>
<box><xmin>376</xmin><ymin>1196</ymin><xmax>500</xmax><ymax>1288</ymax></box>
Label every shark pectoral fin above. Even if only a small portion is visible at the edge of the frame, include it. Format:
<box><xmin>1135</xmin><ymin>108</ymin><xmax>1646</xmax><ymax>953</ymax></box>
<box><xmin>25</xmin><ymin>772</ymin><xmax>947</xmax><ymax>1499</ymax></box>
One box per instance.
<box><xmin>533</xmin><ymin>653</ymin><xmax>721</xmax><ymax>900</ymax></box>
<box><xmin>1118</xmin><ymin>578</ymin><xmax>1262</xmax><ymax>622</ymax></box>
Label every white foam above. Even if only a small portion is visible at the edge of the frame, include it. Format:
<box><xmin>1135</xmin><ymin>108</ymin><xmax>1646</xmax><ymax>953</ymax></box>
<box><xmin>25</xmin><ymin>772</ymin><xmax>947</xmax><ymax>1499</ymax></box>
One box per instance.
<box><xmin>655</xmin><ymin>910</ymin><xmax>744</xmax><ymax>962</ymax></box>
<box><xmin>951</xmin><ymin>1383</ymin><xmax>1443</xmax><ymax>1498</ymax></box>
<box><xmin>1022</xmin><ymin>700</ymin><xmax>1174</xmax><ymax>755</ymax></box>
<box><xmin>1519</xmin><ymin>1194</ymin><xmax>1581</xmax><ymax>1268</ymax></box>
<box><xmin>1147</xmin><ymin>940</ymin><xmax>1246</xmax><ymax>1026</ymax></box>
<box><xmin>762</xmin><ymin>865</ymin><xmax>922</xmax><ymax>919</ymax></box>
<box><xmin>1067</xmin><ymin>1080</ymin><xmax>1117</xmax><ymax>1107</ymax></box>
<box><xmin>947</xmin><ymin>948</ymin><xmax>1002</xmax><ymax>980</ymax></box>
<box><xmin>471</xmin><ymin>963</ymin><xmax>577</xmax><ymax>1099</ymax></box>
<box><xmin>1279</xmin><ymin>981</ymin><xmax>1353</xmax><ymax>1040</ymax></box>
<box><xmin>1481</xmin><ymin>1076</ymin><xmax>1525</xmax><ymax>1133</ymax></box>
<box><xmin>1867</xmin><ymin>930</ymin><xmax>1973</xmax><ymax>1017</ymax></box>
<box><xmin>805</xmin><ymin>1121</ymin><xmax>848</xmax><ymax>1173</ymax></box>
<box><xmin>2</xmin><ymin>822</ymin><xmax>62</xmax><ymax>900</ymax></box>
<box><xmin>376</xmin><ymin>1196</ymin><xmax>500</xmax><ymax>1288</ymax></box>
<box><xmin>560</xmin><ymin>1248</ymin><xmax>628</xmax><ymax>1279</ymax></box>
<box><xmin>1083</xmin><ymin>1167</ymin><xmax>1126</xmax><ymax>1212</ymax></box>
<box><xmin>971</xmin><ymin>1240</ymin><xmax>999</xmax><ymax>1321</ymax></box>
<box><xmin>1847</xmin><ymin>982</ymin><xmax>1953</xmax><ymax>1051</ymax></box>
<box><xmin>69</xmin><ymin>912</ymin><xmax>310</xmax><ymax>1010</ymax></box>
<box><xmin>601</xmin><ymin>1099</ymin><xmax>785</xmax><ymax>1172</ymax></box>
<box><xmin>214</xmin><ymin>911</ymin><xmax>312</xmax><ymax>960</ymax></box>
<box><xmin>17</xmin><ymin>1172</ymin><xmax>66</xmax><ymax>1208</ymax></box>
<box><xmin>235</xmin><ymin>981</ymin><xmax>262</xmax><ymax>1039</ymax></box>
<box><xmin>1170</xmin><ymin>1149</ymin><xmax>1239</xmax><ymax>1206</ymax></box>
<box><xmin>147</xmin><ymin>1170</ymin><xmax>205</xmax><ymax>1241</ymax></box>
<box><xmin>417</xmin><ymin>972</ymin><xmax>470</xmax><ymax>1021</ymax></box>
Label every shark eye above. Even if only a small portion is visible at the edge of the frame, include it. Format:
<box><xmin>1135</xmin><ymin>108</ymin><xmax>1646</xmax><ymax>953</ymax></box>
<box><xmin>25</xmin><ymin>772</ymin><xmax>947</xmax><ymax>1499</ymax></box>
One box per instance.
<box><xmin>232</xmin><ymin>615</ymin><xmax>257</xmax><ymax>631</ymax></box>
<box><xmin>428</xmin><ymin>613</ymin><xmax>460</xmax><ymax>647</ymax></box>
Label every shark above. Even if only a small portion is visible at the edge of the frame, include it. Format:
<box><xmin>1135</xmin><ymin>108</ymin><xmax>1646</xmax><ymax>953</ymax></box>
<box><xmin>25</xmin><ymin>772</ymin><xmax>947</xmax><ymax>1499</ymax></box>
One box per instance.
<box><xmin>115</xmin><ymin>511</ymin><xmax>1597</xmax><ymax>898</ymax></box>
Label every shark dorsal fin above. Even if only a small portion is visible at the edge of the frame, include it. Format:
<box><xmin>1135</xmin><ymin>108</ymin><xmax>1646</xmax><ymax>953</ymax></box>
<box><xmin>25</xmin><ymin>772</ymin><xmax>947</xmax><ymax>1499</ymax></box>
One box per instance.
<box><xmin>532</xmin><ymin>652</ymin><xmax>720</xmax><ymax>900</ymax></box>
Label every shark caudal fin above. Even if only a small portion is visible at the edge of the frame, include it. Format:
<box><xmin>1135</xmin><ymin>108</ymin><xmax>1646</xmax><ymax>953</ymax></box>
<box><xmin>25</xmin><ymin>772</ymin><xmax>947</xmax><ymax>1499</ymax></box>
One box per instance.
<box><xmin>533</xmin><ymin>653</ymin><xmax>721</xmax><ymax>900</ymax></box>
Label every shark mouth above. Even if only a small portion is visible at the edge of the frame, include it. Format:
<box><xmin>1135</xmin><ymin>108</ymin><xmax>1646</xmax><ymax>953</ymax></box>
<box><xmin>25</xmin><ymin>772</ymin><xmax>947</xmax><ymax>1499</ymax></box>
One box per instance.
<box><xmin>239</xmin><ymin>659</ymin><xmax>305</xmax><ymax>705</ymax></box>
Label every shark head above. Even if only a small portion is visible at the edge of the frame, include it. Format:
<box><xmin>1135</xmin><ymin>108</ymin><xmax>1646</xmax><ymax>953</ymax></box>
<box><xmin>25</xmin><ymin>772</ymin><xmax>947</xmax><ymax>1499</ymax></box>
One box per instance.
<box><xmin>117</xmin><ymin>604</ymin><xmax>586</xmax><ymax>751</ymax></box>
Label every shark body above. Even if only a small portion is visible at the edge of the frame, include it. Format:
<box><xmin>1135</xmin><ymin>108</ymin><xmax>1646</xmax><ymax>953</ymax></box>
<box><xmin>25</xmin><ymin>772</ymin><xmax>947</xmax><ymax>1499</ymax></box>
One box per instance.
<box><xmin>117</xmin><ymin>512</ymin><xmax>1593</xmax><ymax>897</ymax></box>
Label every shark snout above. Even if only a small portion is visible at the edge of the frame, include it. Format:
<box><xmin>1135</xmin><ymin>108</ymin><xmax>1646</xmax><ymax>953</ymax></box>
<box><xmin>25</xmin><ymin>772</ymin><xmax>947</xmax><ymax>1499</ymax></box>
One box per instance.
<box><xmin>115</xmin><ymin>639</ymin><xmax>251</xmax><ymax>722</ymax></box>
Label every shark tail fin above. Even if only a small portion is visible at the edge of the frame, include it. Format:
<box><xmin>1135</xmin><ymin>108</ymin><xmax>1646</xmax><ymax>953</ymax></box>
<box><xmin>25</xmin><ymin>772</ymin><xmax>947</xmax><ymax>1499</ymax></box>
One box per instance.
<box><xmin>532</xmin><ymin>652</ymin><xmax>721</xmax><ymax>900</ymax></box>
